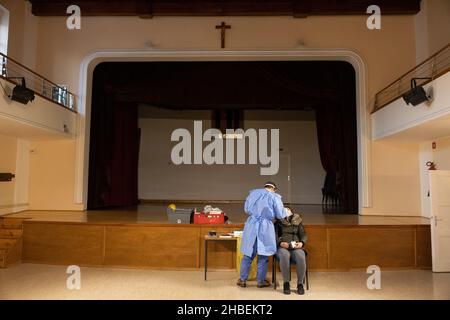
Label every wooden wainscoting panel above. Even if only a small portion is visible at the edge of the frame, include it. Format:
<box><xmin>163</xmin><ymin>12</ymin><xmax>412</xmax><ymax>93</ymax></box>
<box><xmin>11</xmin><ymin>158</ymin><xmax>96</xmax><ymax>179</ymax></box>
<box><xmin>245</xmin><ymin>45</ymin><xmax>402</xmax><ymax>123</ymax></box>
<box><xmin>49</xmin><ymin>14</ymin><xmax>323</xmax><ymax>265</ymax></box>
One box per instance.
<box><xmin>5</xmin><ymin>238</ymin><xmax>22</xmax><ymax>267</ymax></box>
<box><xmin>415</xmin><ymin>226</ymin><xmax>432</xmax><ymax>269</ymax></box>
<box><xmin>199</xmin><ymin>226</ymin><xmax>240</xmax><ymax>269</ymax></box>
<box><xmin>328</xmin><ymin>227</ymin><xmax>416</xmax><ymax>270</ymax></box>
<box><xmin>22</xmin><ymin>223</ymin><xmax>104</xmax><ymax>265</ymax></box>
<box><xmin>104</xmin><ymin>226</ymin><xmax>199</xmax><ymax>268</ymax></box>
<box><xmin>304</xmin><ymin>227</ymin><xmax>328</xmax><ymax>270</ymax></box>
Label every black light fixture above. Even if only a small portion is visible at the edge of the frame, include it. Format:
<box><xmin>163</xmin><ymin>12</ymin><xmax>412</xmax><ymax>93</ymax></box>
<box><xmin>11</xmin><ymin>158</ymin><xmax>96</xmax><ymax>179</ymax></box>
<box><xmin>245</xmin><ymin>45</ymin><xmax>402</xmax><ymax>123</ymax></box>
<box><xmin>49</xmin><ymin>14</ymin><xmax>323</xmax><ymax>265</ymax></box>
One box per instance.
<box><xmin>7</xmin><ymin>77</ymin><xmax>35</xmax><ymax>105</ymax></box>
<box><xmin>402</xmin><ymin>77</ymin><xmax>432</xmax><ymax>106</ymax></box>
<box><xmin>0</xmin><ymin>173</ymin><xmax>15</xmax><ymax>182</ymax></box>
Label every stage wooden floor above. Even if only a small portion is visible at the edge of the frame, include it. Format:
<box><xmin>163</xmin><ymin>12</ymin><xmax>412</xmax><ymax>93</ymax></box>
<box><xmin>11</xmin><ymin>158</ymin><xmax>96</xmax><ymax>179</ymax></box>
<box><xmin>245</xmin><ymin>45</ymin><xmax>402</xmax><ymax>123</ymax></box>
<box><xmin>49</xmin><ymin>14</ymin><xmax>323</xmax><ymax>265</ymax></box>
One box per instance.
<box><xmin>9</xmin><ymin>203</ymin><xmax>431</xmax><ymax>225</ymax></box>
<box><xmin>7</xmin><ymin>204</ymin><xmax>432</xmax><ymax>272</ymax></box>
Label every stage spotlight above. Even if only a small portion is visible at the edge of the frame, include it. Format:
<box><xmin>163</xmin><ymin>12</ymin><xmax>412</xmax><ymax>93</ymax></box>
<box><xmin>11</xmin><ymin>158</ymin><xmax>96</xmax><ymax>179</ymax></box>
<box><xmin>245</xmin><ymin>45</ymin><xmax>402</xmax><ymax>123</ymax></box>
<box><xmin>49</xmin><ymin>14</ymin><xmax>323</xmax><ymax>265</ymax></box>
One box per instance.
<box><xmin>402</xmin><ymin>77</ymin><xmax>432</xmax><ymax>106</ymax></box>
<box><xmin>8</xmin><ymin>78</ymin><xmax>35</xmax><ymax>105</ymax></box>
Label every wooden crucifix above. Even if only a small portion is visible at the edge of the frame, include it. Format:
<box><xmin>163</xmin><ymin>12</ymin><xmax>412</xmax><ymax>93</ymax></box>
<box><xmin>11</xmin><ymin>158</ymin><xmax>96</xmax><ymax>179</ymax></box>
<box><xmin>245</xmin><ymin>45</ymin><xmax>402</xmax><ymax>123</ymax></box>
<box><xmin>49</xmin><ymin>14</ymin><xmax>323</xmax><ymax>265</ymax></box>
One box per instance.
<box><xmin>215</xmin><ymin>21</ymin><xmax>231</xmax><ymax>48</ymax></box>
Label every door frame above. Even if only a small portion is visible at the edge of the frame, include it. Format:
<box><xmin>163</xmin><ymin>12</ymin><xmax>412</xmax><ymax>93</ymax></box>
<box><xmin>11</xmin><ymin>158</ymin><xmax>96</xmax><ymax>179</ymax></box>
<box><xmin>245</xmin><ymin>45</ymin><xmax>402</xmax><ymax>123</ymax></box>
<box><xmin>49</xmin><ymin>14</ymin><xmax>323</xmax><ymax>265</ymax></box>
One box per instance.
<box><xmin>429</xmin><ymin>170</ymin><xmax>450</xmax><ymax>272</ymax></box>
<box><xmin>74</xmin><ymin>48</ymin><xmax>372</xmax><ymax>214</ymax></box>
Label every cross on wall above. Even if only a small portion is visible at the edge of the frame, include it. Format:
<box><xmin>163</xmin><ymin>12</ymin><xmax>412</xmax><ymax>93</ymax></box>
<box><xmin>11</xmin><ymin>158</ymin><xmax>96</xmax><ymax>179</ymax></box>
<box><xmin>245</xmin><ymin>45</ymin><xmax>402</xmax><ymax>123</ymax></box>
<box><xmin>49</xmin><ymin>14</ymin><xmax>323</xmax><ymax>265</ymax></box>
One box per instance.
<box><xmin>215</xmin><ymin>21</ymin><xmax>231</xmax><ymax>48</ymax></box>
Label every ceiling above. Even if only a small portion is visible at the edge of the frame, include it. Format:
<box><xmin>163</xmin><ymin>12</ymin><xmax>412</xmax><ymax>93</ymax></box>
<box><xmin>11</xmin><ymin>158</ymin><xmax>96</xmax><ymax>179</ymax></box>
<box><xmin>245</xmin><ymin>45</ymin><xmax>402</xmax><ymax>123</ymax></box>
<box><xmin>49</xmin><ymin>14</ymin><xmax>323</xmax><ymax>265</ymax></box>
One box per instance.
<box><xmin>28</xmin><ymin>0</ymin><xmax>421</xmax><ymax>17</ymax></box>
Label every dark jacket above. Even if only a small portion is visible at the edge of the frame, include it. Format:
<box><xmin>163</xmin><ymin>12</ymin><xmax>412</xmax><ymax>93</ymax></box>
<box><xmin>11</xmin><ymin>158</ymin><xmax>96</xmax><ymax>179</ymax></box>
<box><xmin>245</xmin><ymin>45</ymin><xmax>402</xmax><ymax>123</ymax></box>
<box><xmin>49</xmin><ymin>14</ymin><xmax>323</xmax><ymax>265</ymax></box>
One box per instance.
<box><xmin>275</xmin><ymin>213</ymin><xmax>307</xmax><ymax>247</ymax></box>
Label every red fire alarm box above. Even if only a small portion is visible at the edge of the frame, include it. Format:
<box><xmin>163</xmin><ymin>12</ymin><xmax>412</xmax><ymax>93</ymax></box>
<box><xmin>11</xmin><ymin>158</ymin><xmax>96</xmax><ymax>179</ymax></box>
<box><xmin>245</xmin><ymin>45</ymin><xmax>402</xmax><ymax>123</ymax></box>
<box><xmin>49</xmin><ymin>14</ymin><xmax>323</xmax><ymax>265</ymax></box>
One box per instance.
<box><xmin>194</xmin><ymin>211</ymin><xmax>225</xmax><ymax>224</ymax></box>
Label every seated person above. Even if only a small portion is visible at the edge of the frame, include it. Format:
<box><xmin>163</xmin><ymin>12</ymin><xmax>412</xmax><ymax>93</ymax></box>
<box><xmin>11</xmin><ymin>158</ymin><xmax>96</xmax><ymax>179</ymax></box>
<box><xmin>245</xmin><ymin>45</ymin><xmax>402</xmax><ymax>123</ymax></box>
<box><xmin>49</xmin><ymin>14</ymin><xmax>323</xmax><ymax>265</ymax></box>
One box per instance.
<box><xmin>275</xmin><ymin>207</ymin><xmax>308</xmax><ymax>295</ymax></box>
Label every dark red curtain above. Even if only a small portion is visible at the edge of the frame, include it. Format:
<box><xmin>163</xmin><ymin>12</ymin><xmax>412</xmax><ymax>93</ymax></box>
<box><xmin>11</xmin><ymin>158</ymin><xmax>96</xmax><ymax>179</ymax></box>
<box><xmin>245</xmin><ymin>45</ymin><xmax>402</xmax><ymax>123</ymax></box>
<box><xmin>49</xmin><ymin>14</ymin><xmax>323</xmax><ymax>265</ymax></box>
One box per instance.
<box><xmin>315</xmin><ymin>66</ymin><xmax>358</xmax><ymax>214</ymax></box>
<box><xmin>88</xmin><ymin>100</ymin><xmax>139</xmax><ymax>209</ymax></box>
<box><xmin>107</xmin><ymin>102</ymin><xmax>140</xmax><ymax>207</ymax></box>
<box><xmin>88</xmin><ymin>64</ymin><xmax>140</xmax><ymax>209</ymax></box>
<box><xmin>315</xmin><ymin>108</ymin><xmax>338</xmax><ymax>174</ymax></box>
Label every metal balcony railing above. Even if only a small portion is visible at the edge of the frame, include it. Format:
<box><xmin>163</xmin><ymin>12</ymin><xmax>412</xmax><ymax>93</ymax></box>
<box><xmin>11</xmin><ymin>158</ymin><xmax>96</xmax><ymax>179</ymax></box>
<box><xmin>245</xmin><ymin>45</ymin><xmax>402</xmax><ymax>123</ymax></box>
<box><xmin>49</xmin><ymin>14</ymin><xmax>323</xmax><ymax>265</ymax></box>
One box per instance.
<box><xmin>0</xmin><ymin>52</ymin><xmax>76</xmax><ymax>112</ymax></box>
<box><xmin>373</xmin><ymin>43</ymin><xmax>450</xmax><ymax>113</ymax></box>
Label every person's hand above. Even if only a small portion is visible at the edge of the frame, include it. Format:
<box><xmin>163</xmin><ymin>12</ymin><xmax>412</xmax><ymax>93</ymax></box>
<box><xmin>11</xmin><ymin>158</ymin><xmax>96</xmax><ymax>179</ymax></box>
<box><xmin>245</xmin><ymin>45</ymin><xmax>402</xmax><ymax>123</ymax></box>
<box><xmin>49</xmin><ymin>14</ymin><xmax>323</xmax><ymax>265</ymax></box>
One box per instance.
<box><xmin>280</xmin><ymin>242</ymin><xmax>289</xmax><ymax>249</ymax></box>
<box><xmin>295</xmin><ymin>242</ymin><xmax>303</xmax><ymax>249</ymax></box>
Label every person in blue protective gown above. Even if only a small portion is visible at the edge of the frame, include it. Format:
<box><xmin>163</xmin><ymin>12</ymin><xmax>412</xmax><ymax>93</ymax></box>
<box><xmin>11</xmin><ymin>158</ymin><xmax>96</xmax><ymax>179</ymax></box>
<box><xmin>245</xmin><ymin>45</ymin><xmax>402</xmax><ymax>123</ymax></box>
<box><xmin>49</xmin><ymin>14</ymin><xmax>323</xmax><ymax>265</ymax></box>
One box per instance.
<box><xmin>237</xmin><ymin>181</ymin><xmax>286</xmax><ymax>288</ymax></box>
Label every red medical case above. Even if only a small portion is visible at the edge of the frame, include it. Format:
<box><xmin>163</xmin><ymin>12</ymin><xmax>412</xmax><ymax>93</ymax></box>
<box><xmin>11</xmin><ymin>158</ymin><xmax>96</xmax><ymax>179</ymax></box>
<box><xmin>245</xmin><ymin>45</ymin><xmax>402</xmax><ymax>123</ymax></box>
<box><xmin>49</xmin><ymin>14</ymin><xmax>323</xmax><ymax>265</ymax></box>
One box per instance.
<box><xmin>193</xmin><ymin>210</ymin><xmax>225</xmax><ymax>224</ymax></box>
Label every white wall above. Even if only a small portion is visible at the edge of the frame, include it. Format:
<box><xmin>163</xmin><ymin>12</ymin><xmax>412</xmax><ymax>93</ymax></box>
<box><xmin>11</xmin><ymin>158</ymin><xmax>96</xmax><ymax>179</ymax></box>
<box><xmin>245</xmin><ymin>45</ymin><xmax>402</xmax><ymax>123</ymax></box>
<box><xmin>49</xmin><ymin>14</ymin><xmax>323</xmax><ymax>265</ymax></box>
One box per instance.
<box><xmin>419</xmin><ymin>141</ymin><xmax>433</xmax><ymax>218</ymax></box>
<box><xmin>433</xmin><ymin>137</ymin><xmax>450</xmax><ymax>170</ymax></box>
<box><xmin>414</xmin><ymin>0</ymin><xmax>429</xmax><ymax>64</ymax></box>
<box><xmin>415</xmin><ymin>0</ymin><xmax>450</xmax><ymax>64</ymax></box>
<box><xmin>0</xmin><ymin>136</ymin><xmax>30</xmax><ymax>215</ymax></box>
<box><xmin>13</xmin><ymin>139</ymin><xmax>30</xmax><ymax>207</ymax></box>
<box><xmin>0</xmin><ymin>0</ymin><xmax>39</xmax><ymax>69</ymax></box>
<box><xmin>138</xmin><ymin>111</ymin><xmax>325</xmax><ymax>203</ymax></box>
<box><xmin>0</xmin><ymin>133</ymin><xmax>16</xmax><ymax>214</ymax></box>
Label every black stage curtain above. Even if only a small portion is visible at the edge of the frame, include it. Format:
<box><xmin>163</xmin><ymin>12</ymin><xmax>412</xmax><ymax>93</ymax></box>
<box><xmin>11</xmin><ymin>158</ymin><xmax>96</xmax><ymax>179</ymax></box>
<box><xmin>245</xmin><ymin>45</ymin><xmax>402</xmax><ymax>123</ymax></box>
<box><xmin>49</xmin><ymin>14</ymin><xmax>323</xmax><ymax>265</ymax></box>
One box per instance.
<box><xmin>88</xmin><ymin>65</ymin><xmax>140</xmax><ymax>209</ymax></box>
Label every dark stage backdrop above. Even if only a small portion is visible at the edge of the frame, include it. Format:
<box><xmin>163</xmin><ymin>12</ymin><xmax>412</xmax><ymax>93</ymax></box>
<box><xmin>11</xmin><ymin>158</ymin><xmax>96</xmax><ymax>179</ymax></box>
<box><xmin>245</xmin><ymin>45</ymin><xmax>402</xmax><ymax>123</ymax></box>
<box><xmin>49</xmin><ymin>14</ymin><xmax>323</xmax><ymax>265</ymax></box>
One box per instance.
<box><xmin>87</xmin><ymin>61</ymin><xmax>358</xmax><ymax>213</ymax></box>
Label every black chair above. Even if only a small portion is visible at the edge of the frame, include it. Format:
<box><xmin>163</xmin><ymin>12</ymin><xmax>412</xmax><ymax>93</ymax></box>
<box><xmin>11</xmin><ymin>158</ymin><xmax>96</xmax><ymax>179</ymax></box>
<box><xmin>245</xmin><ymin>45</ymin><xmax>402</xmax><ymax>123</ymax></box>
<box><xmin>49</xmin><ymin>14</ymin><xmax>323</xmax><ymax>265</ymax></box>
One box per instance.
<box><xmin>272</xmin><ymin>249</ymin><xmax>309</xmax><ymax>290</ymax></box>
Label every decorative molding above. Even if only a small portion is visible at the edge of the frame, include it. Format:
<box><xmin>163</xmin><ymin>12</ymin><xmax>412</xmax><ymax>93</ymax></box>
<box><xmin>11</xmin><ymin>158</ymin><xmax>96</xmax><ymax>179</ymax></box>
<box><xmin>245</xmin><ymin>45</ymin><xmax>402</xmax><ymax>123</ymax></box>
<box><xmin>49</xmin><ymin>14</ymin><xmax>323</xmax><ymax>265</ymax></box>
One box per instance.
<box><xmin>75</xmin><ymin>49</ymin><xmax>372</xmax><ymax>213</ymax></box>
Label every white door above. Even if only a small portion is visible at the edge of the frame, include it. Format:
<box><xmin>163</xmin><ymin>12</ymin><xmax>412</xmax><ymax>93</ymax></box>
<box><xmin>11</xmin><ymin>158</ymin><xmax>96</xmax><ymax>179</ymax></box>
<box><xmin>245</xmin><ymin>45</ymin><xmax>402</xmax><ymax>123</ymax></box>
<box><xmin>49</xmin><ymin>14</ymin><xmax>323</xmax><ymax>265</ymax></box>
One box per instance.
<box><xmin>271</xmin><ymin>154</ymin><xmax>291</xmax><ymax>203</ymax></box>
<box><xmin>429</xmin><ymin>170</ymin><xmax>450</xmax><ymax>272</ymax></box>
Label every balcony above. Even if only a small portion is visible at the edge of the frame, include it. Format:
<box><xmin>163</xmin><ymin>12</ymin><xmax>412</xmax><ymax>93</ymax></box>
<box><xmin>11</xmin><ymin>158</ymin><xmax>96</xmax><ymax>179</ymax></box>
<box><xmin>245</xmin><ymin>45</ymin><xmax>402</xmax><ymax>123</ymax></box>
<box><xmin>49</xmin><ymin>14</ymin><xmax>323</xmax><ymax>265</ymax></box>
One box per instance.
<box><xmin>372</xmin><ymin>44</ymin><xmax>450</xmax><ymax>141</ymax></box>
<box><xmin>0</xmin><ymin>53</ymin><xmax>77</xmax><ymax>140</ymax></box>
<box><xmin>0</xmin><ymin>53</ymin><xmax>76</xmax><ymax>112</ymax></box>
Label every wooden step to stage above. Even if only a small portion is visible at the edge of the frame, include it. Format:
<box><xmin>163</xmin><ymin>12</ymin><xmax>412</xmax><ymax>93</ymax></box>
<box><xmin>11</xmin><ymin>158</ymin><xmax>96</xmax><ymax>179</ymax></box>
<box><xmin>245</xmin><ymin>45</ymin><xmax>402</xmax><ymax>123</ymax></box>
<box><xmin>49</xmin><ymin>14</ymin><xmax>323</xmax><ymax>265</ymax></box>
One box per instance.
<box><xmin>0</xmin><ymin>218</ymin><xmax>24</xmax><ymax>268</ymax></box>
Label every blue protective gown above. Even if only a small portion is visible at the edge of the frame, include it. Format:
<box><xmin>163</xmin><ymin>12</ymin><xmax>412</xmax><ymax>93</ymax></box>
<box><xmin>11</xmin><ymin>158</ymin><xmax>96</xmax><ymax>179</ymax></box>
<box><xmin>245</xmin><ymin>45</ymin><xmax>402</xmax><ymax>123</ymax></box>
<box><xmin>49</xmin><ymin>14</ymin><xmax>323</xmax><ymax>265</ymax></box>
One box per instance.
<box><xmin>240</xmin><ymin>188</ymin><xmax>286</xmax><ymax>257</ymax></box>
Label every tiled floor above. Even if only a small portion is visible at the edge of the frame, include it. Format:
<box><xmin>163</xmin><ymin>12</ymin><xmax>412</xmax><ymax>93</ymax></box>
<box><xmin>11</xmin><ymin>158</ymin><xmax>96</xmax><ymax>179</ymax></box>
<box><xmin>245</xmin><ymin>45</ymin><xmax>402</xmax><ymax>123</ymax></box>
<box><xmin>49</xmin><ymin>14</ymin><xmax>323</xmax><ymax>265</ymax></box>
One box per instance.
<box><xmin>0</xmin><ymin>264</ymin><xmax>448</xmax><ymax>300</ymax></box>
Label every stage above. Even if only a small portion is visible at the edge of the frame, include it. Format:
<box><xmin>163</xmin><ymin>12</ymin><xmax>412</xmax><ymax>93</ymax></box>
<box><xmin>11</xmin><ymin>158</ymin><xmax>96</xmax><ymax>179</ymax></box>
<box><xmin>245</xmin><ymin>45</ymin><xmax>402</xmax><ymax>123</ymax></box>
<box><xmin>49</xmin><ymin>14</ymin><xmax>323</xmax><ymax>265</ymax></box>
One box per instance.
<box><xmin>6</xmin><ymin>204</ymin><xmax>432</xmax><ymax>271</ymax></box>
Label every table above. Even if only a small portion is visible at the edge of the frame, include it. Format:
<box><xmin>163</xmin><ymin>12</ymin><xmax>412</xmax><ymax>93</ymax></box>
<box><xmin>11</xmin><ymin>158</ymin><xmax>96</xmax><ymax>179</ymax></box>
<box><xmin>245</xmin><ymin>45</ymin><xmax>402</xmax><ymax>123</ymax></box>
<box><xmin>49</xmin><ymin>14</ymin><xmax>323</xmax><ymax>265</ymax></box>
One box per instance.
<box><xmin>204</xmin><ymin>235</ymin><xmax>238</xmax><ymax>280</ymax></box>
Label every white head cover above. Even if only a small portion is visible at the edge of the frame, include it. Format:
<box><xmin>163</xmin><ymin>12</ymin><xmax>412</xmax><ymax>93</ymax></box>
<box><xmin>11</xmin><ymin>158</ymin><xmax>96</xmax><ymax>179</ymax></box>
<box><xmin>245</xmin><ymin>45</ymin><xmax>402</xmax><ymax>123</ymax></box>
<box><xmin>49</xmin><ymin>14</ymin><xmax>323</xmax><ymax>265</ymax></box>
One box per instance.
<box><xmin>264</xmin><ymin>182</ymin><xmax>276</xmax><ymax>189</ymax></box>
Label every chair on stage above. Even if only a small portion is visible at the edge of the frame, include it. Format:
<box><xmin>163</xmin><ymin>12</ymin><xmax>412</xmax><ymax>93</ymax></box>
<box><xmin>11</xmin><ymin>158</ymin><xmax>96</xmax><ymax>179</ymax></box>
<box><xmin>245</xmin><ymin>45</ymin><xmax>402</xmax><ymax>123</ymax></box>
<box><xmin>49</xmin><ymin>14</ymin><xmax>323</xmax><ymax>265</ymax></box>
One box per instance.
<box><xmin>271</xmin><ymin>249</ymin><xmax>309</xmax><ymax>291</ymax></box>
